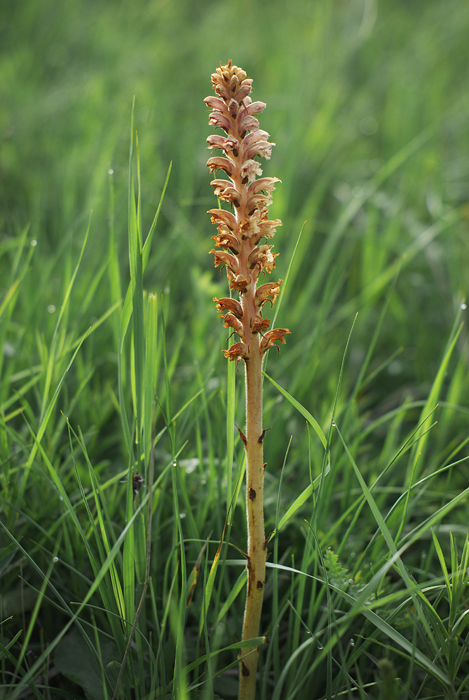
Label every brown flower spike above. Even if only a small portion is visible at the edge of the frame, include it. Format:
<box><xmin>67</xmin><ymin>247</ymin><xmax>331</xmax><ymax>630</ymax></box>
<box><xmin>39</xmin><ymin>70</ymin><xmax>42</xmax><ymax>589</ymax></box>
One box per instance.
<box><xmin>205</xmin><ymin>61</ymin><xmax>290</xmax><ymax>700</ymax></box>
<box><xmin>206</xmin><ymin>61</ymin><xmax>289</xmax><ymax>362</ymax></box>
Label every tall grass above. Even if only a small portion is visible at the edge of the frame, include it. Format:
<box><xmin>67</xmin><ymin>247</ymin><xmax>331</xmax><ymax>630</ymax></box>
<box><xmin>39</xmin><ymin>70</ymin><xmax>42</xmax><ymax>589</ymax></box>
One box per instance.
<box><xmin>1</xmin><ymin>0</ymin><xmax>469</xmax><ymax>698</ymax></box>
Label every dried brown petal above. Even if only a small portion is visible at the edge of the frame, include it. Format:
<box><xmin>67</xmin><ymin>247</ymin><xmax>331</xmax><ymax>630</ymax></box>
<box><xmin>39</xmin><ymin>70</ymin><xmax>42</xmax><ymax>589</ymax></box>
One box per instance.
<box><xmin>248</xmin><ymin>177</ymin><xmax>281</xmax><ymax>196</ymax></box>
<box><xmin>206</xmin><ymin>134</ymin><xmax>239</xmax><ymax>154</ymax></box>
<box><xmin>207</xmin><ymin>208</ymin><xmax>237</xmax><ymax>230</ymax></box>
<box><xmin>206</xmin><ymin>157</ymin><xmax>235</xmax><ymax>177</ymax></box>
<box><xmin>223</xmin><ymin>313</ymin><xmax>244</xmax><ymax>338</ymax></box>
<box><xmin>223</xmin><ymin>342</ymin><xmax>249</xmax><ymax>362</ymax></box>
<box><xmin>211</xmin><ymin>180</ymin><xmax>241</xmax><ymax>206</ymax></box>
<box><xmin>204</xmin><ymin>96</ymin><xmax>226</xmax><ymax>112</ymax></box>
<box><xmin>240</xmin><ymin>160</ymin><xmax>263</xmax><ymax>183</ymax></box>
<box><xmin>238</xmin><ymin>114</ymin><xmax>260</xmax><ymax>133</ymax></box>
<box><xmin>234</xmin><ymin>84</ymin><xmax>253</xmax><ymax>103</ymax></box>
<box><xmin>244</xmin><ymin>101</ymin><xmax>266</xmax><ymax>116</ymax></box>
<box><xmin>251</xmin><ymin>316</ymin><xmax>270</xmax><ymax>333</ymax></box>
<box><xmin>243</xmin><ymin>132</ymin><xmax>274</xmax><ymax>160</ymax></box>
<box><xmin>210</xmin><ymin>249</ymin><xmax>239</xmax><ymax>274</ymax></box>
<box><xmin>260</xmin><ymin>328</ymin><xmax>291</xmax><ymax>354</ymax></box>
<box><xmin>238</xmin><ymin>208</ymin><xmax>270</xmax><ymax>240</ymax></box>
<box><xmin>212</xmin><ymin>231</ymin><xmax>240</xmax><ymax>254</ymax></box>
<box><xmin>254</xmin><ymin>219</ymin><xmax>282</xmax><ymax>242</ymax></box>
<box><xmin>208</xmin><ymin>111</ymin><xmax>230</xmax><ymax>132</ymax></box>
<box><xmin>248</xmin><ymin>245</ymin><xmax>278</xmax><ymax>274</ymax></box>
<box><xmin>246</xmin><ymin>193</ymin><xmax>273</xmax><ymax>214</ymax></box>
<box><xmin>213</xmin><ymin>297</ymin><xmax>243</xmax><ymax>318</ymax></box>
<box><xmin>229</xmin><ymin>275</ymin><xmax>250</xmax><ymax>293</ymax></box>
<box><xmin>255</xmin><ymin>279</ymin><xmax>282</xmax><ymax>308</ymax></box>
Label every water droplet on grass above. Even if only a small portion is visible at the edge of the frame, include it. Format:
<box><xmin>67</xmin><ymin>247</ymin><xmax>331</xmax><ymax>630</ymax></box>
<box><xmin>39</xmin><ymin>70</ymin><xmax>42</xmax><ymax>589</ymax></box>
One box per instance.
<box><xmin>388</xmin><ymin>360</ymin><xmax>402</xmax><ymax>376</ymax></box>
<box><xmin>461</xmin><ymin>302</ymin><xmax>467</xmax><ymax>310</ymax></box>
<box><xmin>47</xmin><ymin>305</ymin><xmax>56</xmax><ymax>314</ymax></box>
<box><xmin>108</xmin><ymin>168</ymin><xmax>114</xmax><ymax>175</ymax></box>
<box><xmin>182</xmin><ymin>458</ymin><xmax>199</xmax><ymax>474</ymax></box>
<box><xmin>31</xmin><ymin>239</ymin><xmax>37</xmax><ymax>247</ymax></box>
<box><xmin>53</xmin><ymin>556</ymin><xmax>59</xmax><ymax>563</ymax></box>
<box><xmin>3</xmin><ymin>341</ymin><xmax>14</xmax><ymax>358</ymax></box>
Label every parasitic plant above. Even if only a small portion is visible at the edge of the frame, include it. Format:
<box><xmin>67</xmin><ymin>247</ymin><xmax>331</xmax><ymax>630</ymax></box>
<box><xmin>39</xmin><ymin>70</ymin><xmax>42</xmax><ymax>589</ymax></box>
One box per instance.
<box><xmin>205</xmin><ymin>61</ymin><xmax>290</xmax><ymax>700</ymax></box>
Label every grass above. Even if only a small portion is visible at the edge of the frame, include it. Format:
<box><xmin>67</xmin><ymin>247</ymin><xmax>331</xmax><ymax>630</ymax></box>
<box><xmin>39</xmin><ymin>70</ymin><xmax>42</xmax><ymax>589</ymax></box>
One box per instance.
<box><xmin>1</xmin><ymin>0</ymin><xmax>469</xmax><ymax>698</ymax></box>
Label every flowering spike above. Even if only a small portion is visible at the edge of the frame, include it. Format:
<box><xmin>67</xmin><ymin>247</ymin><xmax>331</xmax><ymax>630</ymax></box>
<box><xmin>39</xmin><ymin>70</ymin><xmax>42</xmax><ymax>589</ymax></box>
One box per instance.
<box><xmin>205</xmin><ymin>61</ymin><xmax>290</xmax><ymax>699</ymax></box>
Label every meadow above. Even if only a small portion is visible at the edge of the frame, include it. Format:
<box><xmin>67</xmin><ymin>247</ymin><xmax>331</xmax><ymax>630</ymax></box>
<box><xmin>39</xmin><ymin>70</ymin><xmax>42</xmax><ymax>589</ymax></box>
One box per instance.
<box><xmin>1</xmin><ymin>0</ymin><xmax>469</xmax><ymax>698</ymax></box>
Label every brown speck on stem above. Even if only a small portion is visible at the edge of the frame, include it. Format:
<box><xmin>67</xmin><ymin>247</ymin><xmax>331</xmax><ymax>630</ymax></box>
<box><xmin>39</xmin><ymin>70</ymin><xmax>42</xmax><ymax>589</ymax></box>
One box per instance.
<box><xmin>258</xmin><ymin>428</ymin><xmax>270</xmax><ymax>444</ymax></box>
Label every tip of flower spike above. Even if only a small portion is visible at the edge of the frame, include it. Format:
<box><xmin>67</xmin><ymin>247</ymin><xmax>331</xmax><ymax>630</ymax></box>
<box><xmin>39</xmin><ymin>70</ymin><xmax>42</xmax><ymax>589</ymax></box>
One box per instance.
<box><xmin>211</xmin><ymin>62</ymin><xmax>253</xmax><ymax>105</ymax></box>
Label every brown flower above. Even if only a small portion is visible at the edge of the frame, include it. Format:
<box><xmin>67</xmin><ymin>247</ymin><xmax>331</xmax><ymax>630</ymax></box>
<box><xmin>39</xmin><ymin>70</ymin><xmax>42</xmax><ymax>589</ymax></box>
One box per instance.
<box><xmin>229</xmin><ymin>274</ymin><xmax>250</xmax><ymax>294</ymax></box>
<box><xmin>212</xmin><ymin>231</ymin><xmax>240</xmax><ymax>254</ymax></box>
<box><xmin>213</xmin><ymin>297</ymin><xmax>243</xmax><ymax>318</ymax></box>
<box><xmin>251</xmin><ymin>316</ymin><xmax>270</xmax><ymax>333</ymax></box>
<box><xmin>208</xmin><ymin>208</ymin><xmax>237</xmax><ymax>230</ymax></box>
<box><xmin>223</xmin><ymin>313</ymin><xmax>244</xmax><ymax>338</ymax></box>
<box><xmin>210</xmin><ymin>249</ymin><xmax>239</xmax><ymax>275</ymax></box>
<box><xmin>206</xmin><ymin>156</ymin><xmax>235</xmax><ymax>176</ymax></box>
<box><xmin>223</xmin><ymin>342</ymin><xmax>249</xmax><ymax>363</ymax></box>
<box><xmin>255</xmin><ymin>280</ymin><xmax>283</xmax><ymax>308</ymax></box>
<box><xmin>260</xmin><ymin>328</ymin><xmax>291</xmax><ymax>354</ymax></box>
<box><xmin>248</xmin><ymin>245</ymin><xmax>278</xmax><ymax>276</ymax></box>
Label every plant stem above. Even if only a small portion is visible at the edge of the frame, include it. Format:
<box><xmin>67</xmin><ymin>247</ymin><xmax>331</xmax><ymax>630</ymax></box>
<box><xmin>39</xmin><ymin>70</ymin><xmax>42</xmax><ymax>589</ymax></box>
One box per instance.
<box><xmin>204</xmin><ymin>61</ymin><xmax>290</xmax><ymax>700</ymax></box>
<box><xmin>238</xmin><ymin>334</ymin><xmax>266</xmax><ymax>699</ymax></box>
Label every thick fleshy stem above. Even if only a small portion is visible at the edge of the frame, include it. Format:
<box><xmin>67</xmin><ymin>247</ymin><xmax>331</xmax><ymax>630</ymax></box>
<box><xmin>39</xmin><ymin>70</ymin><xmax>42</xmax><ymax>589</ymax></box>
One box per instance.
<box><xmin>206</xmin><ymin>61</ymin><xmax>290</xmax><ymax>700</ymax></box>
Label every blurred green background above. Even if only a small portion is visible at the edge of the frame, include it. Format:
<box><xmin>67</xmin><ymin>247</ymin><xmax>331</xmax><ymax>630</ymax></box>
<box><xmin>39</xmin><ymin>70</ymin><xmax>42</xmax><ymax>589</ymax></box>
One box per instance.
<box><xmin>2</xmin><ymin>0</ymin><xmax>469</xmax><ymax>330</ymax></box>
<box><xmin>2</xmin><ymin>2</ymin><xmax>469</xmax><ymax>696</ymax></box>
<box><xmin>2</xmin><ymin>0</ymin><xmax>469</xmax><ymax>480</ymax></box>
<box><xmin>2</xmin><ymin>0</ymin><xmax>469</xmax><ymax>494</ymax></box>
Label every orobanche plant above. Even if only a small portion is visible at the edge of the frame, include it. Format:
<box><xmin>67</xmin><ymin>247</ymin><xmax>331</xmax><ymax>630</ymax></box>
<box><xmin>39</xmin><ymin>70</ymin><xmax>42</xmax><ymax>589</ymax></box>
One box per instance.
<box><xmin>205</xmin><ymin>60</ymin><xmax>290</xmax><ymax>700</ymax></box>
